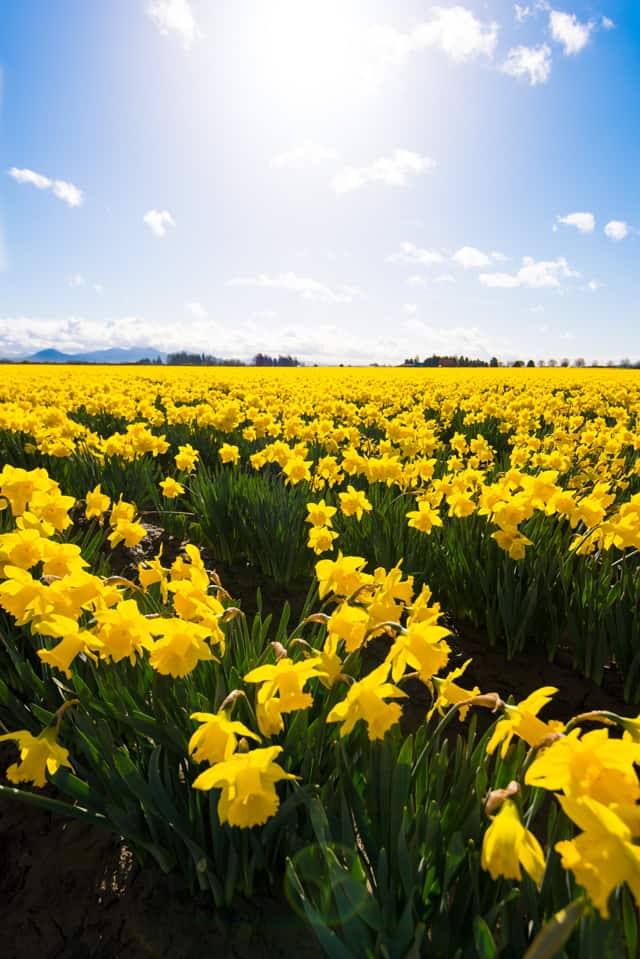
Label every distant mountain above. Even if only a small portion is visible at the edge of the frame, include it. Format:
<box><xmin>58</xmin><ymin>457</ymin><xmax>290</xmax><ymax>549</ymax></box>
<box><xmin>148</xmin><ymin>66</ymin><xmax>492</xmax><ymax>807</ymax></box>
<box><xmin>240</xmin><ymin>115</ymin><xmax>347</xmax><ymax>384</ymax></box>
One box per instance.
<box><xmin>24</xmin><ymin>347</ymin><xmax>166</xmax><ymax>364</ymax></box>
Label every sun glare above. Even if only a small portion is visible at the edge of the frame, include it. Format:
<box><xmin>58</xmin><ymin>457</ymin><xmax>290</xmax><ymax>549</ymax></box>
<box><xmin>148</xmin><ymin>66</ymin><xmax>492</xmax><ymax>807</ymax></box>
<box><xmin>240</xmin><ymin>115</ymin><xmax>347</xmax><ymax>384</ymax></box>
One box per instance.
<box><xmin>250</xmin><ymin>1</ymin><xmax>373</xmax><ymax>116</ymax></box>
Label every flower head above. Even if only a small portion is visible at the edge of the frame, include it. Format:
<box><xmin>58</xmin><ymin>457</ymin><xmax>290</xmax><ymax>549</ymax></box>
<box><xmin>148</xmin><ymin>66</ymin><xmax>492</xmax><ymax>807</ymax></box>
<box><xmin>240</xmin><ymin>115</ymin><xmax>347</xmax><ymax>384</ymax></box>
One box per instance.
<box><xmin>0</xmin><ymin>726</ymin><xmax>73</xmax><ymax>788</ymax></box>
<box><xmin>192</xmin><ymin>745</ymin><xmax>298</xmax><ymax>828</ymax></box>
<box><xmin>481</xmin><ymin>799</ymin><xmax>545</xmax><ymax>886</ymax></box>
<box><xmin>327</xmin><ymin>663</ymin><xmax>406</xmax><ymax>741</ymax></box>
<box><xmin>189</xmin><ymin>710</ymin><xmax>260</xmax><ymax>765</ymax></box>
<box><xmin>487</xmin><ymin>686</ymin><xmax>564</xmax><ymax>759</ymax></box>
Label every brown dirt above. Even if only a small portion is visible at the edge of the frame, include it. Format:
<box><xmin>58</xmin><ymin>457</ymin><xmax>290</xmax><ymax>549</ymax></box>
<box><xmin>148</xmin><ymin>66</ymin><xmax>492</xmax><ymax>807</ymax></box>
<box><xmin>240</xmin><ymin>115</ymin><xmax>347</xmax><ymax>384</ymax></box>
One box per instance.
<box><xmin>0</xmin><ymin>795</ymin><xmax>322</xmax><ymax>959</ymax></box>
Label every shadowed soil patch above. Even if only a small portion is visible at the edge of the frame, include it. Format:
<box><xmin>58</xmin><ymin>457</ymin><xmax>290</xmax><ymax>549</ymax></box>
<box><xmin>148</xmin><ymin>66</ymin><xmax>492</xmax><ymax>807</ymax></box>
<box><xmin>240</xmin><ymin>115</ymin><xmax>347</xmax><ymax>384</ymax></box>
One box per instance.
<box><xmin>0</xmin><ymin>794</ymin><xmax>322</xmax><ymax>959</ymax></box>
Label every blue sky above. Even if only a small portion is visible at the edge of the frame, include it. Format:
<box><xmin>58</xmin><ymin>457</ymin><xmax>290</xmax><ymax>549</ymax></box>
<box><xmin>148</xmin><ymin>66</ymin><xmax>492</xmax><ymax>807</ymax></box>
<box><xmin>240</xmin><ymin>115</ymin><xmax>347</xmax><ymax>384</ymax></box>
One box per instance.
<box><xmin>0</xmin><ymin>0</ymin><xmax>638</xmax><ymax>363</ymax></box>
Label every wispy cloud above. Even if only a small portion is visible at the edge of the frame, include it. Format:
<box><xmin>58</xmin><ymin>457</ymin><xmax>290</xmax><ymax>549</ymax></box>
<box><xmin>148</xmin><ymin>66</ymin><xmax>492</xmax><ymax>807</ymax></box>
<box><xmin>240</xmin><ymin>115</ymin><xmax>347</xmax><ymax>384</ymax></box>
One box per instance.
<box><xmin>143</xmin><ymin>209</ymin><xmax>175</xmax><ymax>237</ymax></box>
<box><xmin>367</xmin><ymin>7</ymin><xmax>498</xmax><ymax>70</ymax></box>
<box><xmin>7</xmin><ymin>167</ymin><xmax>84</xmax><ymax>207</ymax></box>
<box><xmin>501</xmin><ymin>44</ymin><xmax>552</xmax><ymax>85</ymax></box>
<box><xmin>270</xmin><ymin>142</ymin><xmax>338</xmax><ymax>170</ymax></box>
<box><xmin>479</xmin><ymin>255</ymin><xmax>579</xmax><ymax>288</ymax></box>
<box><xmin>514</xmin><ymin>4</ymin><xmax>536</xmax><ymax>22</ymax></box>
<box><xmin>549</xmin><ymin>10</ymin><xmax>593</xmax><ymax>56</ymax></box>
<box><xmin>146</xmin><ymin>0</ymin><xmax>200</xmax><ymax>50</ymax></box>
<box><xmin>228</xmin><ymin>272</ymin><xmax>357</xmax><ymax>304</ymax></box>
<box><xmin>332</xmin><ymin>150</ymin><xmax>435</xmax><ymax>194</ymax></box>
<box><xmin>68</xmin><ymin>273</ymin><xmax>85</xmax><ymax>287</ymax></box>
<box><xmin>390</xmin><ymin>243</ymin><xmax>503</xmax><ymax>270</ymax></box>
<box><xmin>555</xmin><ymin>212</ymin><xmax>595</xmax><ymax>234</ymax></box>
<box><xmin>388</xmin><ymin>243</ymin><xmax>445</xmax><ymax>266</ymax></box>
<box><xmin>452</xmin><ymin>246</ymin><xmax>494</xmax><ymax>269</ymax></box>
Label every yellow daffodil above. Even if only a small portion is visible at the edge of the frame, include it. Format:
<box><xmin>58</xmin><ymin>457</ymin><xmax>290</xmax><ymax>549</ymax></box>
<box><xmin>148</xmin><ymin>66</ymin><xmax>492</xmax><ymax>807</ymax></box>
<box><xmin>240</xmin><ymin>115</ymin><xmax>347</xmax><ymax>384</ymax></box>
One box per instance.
<box><xmin>327</xmin><ymin>663</ymin><xmax>406</xmax><ymax>741</ymax></box>
<box><xmin>525</xmin><ymin>728</ymin><xmax>640</xmax><ymax>806</ymax></box>
<box><xmin>0</xmin><ymin>726</ymin><xmax>73</xmax><ymax>788</ymax></box>
<box><xmin>486</xmin><ymin>686</ymin><xmax>564</xmax><ymax>759</ymax></box>
<box><xmin>339</xmin><ymin>485</ymin><xmax>372</xmax><ymax>521</ymax></box>
<box><xmin>159</xmin><ymin>476</ymin><xmax>185</xmax><ymax>499</ymax></box>
<box><xmin>555</xmin><ymin>794</ymin><xmax>640</xmax><ymax>917</ymax></box>
<box><xmin>189</xmin><ymin>710</ymin><xmax>260</xmax><ymax>764</ymax></box>
<box><xmin>192</xmin><ymin>745</ymin><xmax>298</xmax><ymax>828</ymax></box>
<box><xmin>481</xmin><ymin>799</ymin><xmax>545</xmax><ymax>885</ymax></box>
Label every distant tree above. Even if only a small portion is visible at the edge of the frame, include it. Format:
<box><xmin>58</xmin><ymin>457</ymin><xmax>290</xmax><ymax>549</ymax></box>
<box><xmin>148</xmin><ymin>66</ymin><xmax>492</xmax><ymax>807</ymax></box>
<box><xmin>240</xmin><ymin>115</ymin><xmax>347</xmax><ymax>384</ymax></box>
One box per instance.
<box><xmin>512</xmin><ymin>359</ymin><xmax>525</xmax><ymax>367</ymax></box>
<box><xmin>560</xmin><ymin>358</ymin><xmax>570</xmax><ymax>367</ymax></box>
<box><xmin>547</xmin><ymin>358</ymin><xmax>558</xmax><ymax>367</ymax></box>
<box><xmin>276</xmin><ymin>354</ymin><xmax>300</xmax><ymax>367</ymax></box>
<box><xmin>253</xmin><ymin>353</ymin><xmax>300</xmax><ymax>367</ymax></box>
<box><xmin>253</xmin><ymin>353</ymin><xmax>275</xmax><ymax>366</ymax></box>
<box><xmin>620</xmin><ymin>357</ymin><xmax>632</xmax><ymax>368</ymax></box>
<box><xmin>489</xmin><ymin>356</ymin><xmax>499</xmax><ymax>367</ymax></box>
<box><xmin>574</xmin><ymin>357</ymin><xmax>585</xmax><ymax>368</ymax></box>
<box><xmin>526</xmin><ymin>359</ymin><xmax>535</xmax><ymax>368</ymax></box>
<box><xmin>537</xmin><ymin>359</ymin><xmax>545</xmax><ymax>367</ymax></box>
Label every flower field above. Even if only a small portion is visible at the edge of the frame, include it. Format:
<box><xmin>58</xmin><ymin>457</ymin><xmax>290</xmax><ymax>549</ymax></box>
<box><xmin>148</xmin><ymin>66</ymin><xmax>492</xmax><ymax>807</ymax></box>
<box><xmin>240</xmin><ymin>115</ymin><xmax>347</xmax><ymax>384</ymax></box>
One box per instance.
<box><xmin>1</xmin><ymin>364</ymin><xmax>640</xmax><ymax>957</ymax></box>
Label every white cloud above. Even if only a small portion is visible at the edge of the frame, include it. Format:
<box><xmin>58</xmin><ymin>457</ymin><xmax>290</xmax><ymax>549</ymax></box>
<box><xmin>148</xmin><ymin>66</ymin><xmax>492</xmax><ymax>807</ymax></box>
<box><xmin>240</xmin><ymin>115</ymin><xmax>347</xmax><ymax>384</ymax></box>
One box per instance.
<box><xmin>69</xmin><ymin>274</ymin><xmax>104</xmax><ymax>292</ymax></box>
<box><xmin>604</xmin><ymin>220</ymin><xmax>629</xmax><ymax>241</ymax></box>
<box><xmin>146</xmin><ymin>0</ymin><xmax>199</xmax><ymax>50</ymax></box>
<box><xmin>9</xmin><ymin>168</ymin><xmax>51</xmax><ymax>190</ymax></box>
<box><xmin>501</xmin><ymin>44</ymin><xmax>552</xmax><ymax>85</ymax></box>
<box><xmin>392</xmin><ymin>244</ymin><xmax>502</xmax><ymax>270</ymax></box>
<box><xmin>479</xmin><ymin>272</ymin><xmax>521</xmax><ymax>289</ymax></box>
<box><xmin>514</xmin><ymin>4</ymin><xmax>535</xmax><ymax>22</ymax></box>
<box><xmin>333</xmin><ymin>149</ymin><xmax>435</xmax><ymax>194</ymax></box>
<box><xmin>143</xmin><ymin>209</ymin><xmax>175</xmax><ymax>237</ymax></box>
<box><xmin>403</xmin><ymin>317</ymin><xmax>501</xmax><ymax>360</ymax></box>
<box><xmin>0</xmin><ymin>313</ymin><xmax>525</xmax><ymax>367</ymax></box>
<box><xmin>549</xmin><ymin>10</ymin><xmax>593</xmax><ymax>56</ymax></box>
<box><xmin>601</xmin><ymin>17</ymin><xmax>615</xmax><ymax>31</ymax></box>
<box><xmin>7</xmin><ymin>167</ymin><xmax>84</xmax><ymax>207</ymax></box>
<box><xmin>365</xmin><ymin>7</ymin><xmax>498</xmax><ymax>76</ymax></box>
<box><xmin>586</xmin><ymin>280</ymin><xmax>602</xmax><ymax>291</ymax></box>
<box><xmin>186</xmin><ymin>301</ymin><xmax>208</xmax><ymax>319</ymax></box>
<box><xmin>403</xmin><ymin>303</ymin><xmax>417</xmax><ymax>314</ymax></box>
<box><xmin>479</xmin><ymin>255</ymin><xmax>579</xmax><ymax>289</ymax></box>
<box><xmin>434</xmin><ymin>273</ymin><xmax>457</xmax><ymax>284</ymax></box>
<box><xmin>388</xmin><ymin>243</ymin><xmax>445</xmax><ymax>266</ymax></box>
<box><xmin>228</xmin><ymin>272</ymin><xmax>357</xmax><ymax>304</ymax></box>
<box><xmin>410</xmin><ymin>6</ymin><xmax>499</xmax><ymax>62</ymax></box>
<box><xmin>555</xmin><ymin>211</ymin><xmax>595</xmax><ymax>233</ymax></box>
<box><xmin>530</xmin><ymin>304</ymin><xmax>545</xmax><ymax>313</ymax></box>
<box><xmin>270</xmin><ymin>141</ymin><xmax>338</xmax><ymax>170</ymax></box>
<box><xmin>407</xmin><ymin>274</ymin><xmax>428</xmax><ymax>287</ymax></box>
<box><xmin>452</xmin><ymin>246</ymin><xmax>492</xmax><ymax>269</ymax></box>
<box><xmin>52</xmin><ymin>180</ymin><xmax>84</xmax><ymax>207</ymax></box>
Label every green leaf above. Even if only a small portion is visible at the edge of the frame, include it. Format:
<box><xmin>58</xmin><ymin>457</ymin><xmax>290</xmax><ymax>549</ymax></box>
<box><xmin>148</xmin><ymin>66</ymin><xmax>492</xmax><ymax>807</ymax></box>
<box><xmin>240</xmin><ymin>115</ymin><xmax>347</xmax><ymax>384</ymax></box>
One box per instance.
<box><xmin>0</xmin><ymin>782</ymin><xmax>107</xmax><ymax>827</ymax></box>
<box><xmin>522</xmin><ymin>898</ymin><xmax>589</xmax><ymax>959</ymax></box>
<box><xmin>622</xmin><ymin>886</ymin><xmax>638</xmax><ymax>959</ymax></box>
<box><xmin>473</xmin><ymin>916</ymin><xmax>497</xmax><ymax>959</ymax></box>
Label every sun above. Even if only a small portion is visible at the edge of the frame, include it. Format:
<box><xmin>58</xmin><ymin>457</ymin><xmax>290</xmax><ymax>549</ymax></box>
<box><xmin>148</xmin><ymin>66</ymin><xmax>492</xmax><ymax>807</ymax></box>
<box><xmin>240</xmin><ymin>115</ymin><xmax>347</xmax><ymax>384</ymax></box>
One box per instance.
<box><xmin>248</xmin><ymin>1</ymin><xmax>374</xmax><ymax>117</ymax></box>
